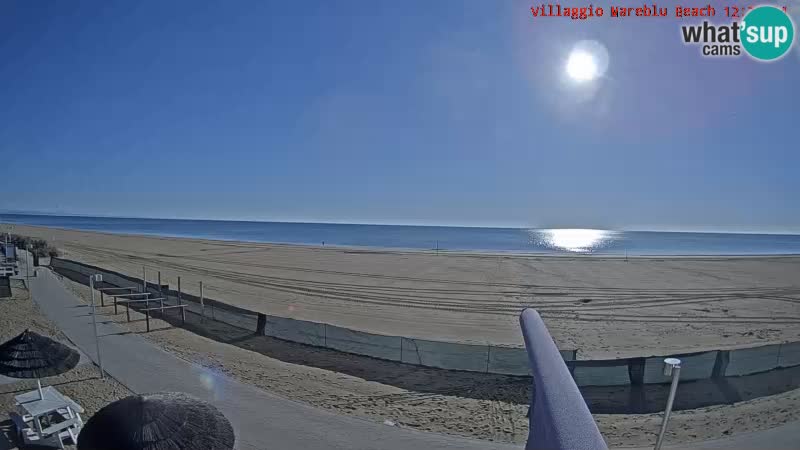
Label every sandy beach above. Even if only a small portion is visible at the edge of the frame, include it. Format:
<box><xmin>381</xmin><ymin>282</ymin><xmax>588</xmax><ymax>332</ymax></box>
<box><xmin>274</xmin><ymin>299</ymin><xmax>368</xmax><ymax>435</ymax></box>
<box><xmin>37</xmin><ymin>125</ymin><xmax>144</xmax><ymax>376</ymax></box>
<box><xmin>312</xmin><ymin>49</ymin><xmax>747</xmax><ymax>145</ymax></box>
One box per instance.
<box><xmin>51</xmin><ymin>264</ymin><xmax>800</xmax><ymax>446</ymax></box>
<box><xmin>6</xmin><ymin>223</ymin><xmax>800</xmax><ymax>359</ymax></box>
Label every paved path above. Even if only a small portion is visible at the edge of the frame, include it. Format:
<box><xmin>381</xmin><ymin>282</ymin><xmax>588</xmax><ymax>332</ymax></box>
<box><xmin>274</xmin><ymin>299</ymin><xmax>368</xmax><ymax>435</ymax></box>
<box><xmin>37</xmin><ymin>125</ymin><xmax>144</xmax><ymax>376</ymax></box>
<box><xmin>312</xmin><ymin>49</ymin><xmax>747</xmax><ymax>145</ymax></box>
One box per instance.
<box><xmin>27</xmin><ymin>267</ymin><xmax>519</xmax><ymax>450</ymax></box>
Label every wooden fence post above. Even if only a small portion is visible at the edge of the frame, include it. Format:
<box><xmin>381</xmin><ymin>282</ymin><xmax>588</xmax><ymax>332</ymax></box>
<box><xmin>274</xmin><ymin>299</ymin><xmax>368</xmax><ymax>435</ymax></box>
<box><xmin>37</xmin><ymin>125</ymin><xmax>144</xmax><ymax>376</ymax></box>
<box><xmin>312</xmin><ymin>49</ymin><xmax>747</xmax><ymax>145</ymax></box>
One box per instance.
<box><xmin>200</xmin><ymin>281</ymin><xmax>205</xmax><ymax>321</ymax></box>
<box><xmin>256</xmin><ymin>313</ymin><xmax>267</xmax><ymax>335</ymax></box>
<box><xmin>712</xmin><ymin>351</ymin><xmax>730</xmax><ymax>378</ymax></box>
<box><xmin>628</xmin><ymin>358</ymin><xmax>646</xmax><ymax>385</ymax></box>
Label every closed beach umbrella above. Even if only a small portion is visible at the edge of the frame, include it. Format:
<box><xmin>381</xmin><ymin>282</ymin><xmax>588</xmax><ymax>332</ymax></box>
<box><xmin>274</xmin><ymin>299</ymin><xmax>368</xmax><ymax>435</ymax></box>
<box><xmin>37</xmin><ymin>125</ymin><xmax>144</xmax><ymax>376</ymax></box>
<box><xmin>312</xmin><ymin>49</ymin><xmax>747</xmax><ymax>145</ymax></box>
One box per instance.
<box><xmin>78</xmin><ymin>392</ymin><xmax>235</xmax><ymax>450</ymax></box>
<box><xmin>0</xmin><ymin>329</ymin><xmax>80</xmax><ymax>398</ymax></box>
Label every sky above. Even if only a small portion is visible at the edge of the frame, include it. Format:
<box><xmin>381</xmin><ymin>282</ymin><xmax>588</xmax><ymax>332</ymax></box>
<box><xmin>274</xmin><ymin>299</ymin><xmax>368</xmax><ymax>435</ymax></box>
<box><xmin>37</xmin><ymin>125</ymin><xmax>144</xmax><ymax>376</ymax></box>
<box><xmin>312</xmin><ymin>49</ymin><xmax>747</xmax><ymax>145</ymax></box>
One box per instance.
<box><xmin>0</xmin><ymin>1</ymin><xmax>798</xmax><ymax>232</ymax></box>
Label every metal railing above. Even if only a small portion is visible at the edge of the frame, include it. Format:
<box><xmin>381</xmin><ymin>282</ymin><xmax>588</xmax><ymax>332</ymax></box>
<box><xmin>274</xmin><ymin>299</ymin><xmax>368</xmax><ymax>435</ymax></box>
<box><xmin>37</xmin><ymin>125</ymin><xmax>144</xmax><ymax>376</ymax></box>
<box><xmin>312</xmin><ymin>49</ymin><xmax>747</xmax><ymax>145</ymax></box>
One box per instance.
<box><xmin>520</xmin><ymin>308</ymin><xmax>607</xmax><ymax>450</ymax></box>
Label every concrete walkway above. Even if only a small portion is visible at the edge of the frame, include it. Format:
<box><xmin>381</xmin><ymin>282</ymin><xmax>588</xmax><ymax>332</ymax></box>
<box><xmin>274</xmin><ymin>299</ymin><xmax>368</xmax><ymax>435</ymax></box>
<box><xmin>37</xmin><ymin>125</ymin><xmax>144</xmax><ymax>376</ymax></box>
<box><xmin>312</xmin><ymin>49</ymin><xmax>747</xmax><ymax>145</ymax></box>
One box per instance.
<box><xmin>26</xmin><ymin>267</ymin><xmax>519</xmax><ymax>450</ymax></box>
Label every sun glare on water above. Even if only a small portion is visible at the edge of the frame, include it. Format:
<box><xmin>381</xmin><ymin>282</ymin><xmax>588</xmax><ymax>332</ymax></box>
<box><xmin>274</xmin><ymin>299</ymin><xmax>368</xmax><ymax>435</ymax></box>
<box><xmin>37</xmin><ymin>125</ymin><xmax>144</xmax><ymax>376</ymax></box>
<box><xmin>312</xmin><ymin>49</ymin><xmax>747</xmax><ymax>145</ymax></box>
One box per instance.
<box><xmin>539</xmin><ymin>229</ymin><xmax>614</xmax><ymax>253</ymax></box>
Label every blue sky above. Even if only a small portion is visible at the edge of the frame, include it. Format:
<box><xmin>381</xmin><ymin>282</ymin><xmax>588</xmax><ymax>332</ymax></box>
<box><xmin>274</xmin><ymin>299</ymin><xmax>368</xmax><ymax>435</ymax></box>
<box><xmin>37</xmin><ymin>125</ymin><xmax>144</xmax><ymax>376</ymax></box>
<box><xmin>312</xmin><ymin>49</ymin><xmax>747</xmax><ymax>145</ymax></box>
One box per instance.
<box><xmin>1</xmin><ymin>1</ymin><xmax>798</xmax><ymax>232</ymax></box>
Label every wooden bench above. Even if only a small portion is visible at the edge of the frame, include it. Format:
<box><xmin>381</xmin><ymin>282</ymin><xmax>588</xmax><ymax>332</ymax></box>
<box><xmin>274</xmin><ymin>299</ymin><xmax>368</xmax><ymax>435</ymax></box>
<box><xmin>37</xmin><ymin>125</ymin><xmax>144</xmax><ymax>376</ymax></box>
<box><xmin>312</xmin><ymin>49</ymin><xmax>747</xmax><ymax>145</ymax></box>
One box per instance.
<box><xmin>97</xmin><ymin>286</ymin><xmax>137</xmax><ymax>306</ymax></box>
<box><xmin>41</xmin><ymin>417</ymin><xmax>80</xmax><ymax>448</ymax></box>
<box><xmin>117</xmin><ymin>297</ymin><xmax>165</xmax><ymax>321</ymax></box>
<box><xmin>142</xmin><ymin>303</ymin><xmax>188</xmax><ymax>331</ymax></box>
<box><xmin>10</xmin><ymin>412</ymin><xmax>79</xmax><ymax>449</ymax></box>
<box><xmin>9</xmin><ymin>411</ymin><xmax>30</xmax><ymax>440</ymax></box>
<box><xmin>108</xmin><ymin>292</ymin><xmax>151</xmax><ymax>314</ymax></box>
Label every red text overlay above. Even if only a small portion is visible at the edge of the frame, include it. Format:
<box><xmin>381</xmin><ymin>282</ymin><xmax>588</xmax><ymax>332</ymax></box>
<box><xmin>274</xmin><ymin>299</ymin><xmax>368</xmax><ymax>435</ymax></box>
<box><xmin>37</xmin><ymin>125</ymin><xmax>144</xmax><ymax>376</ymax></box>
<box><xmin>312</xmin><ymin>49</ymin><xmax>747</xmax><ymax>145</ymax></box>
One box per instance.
<box><xmin>530</xmin><ymin>3</ymin><xmax>789</xmax><ymax>20</ymax></box>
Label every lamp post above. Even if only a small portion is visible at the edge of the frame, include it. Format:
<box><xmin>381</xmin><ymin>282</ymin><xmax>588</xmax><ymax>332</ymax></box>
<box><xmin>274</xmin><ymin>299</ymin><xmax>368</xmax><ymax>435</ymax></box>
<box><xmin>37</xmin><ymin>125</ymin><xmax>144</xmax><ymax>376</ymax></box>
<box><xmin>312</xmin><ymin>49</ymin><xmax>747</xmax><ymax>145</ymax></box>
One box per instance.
<box><xmin>89</xmin><ymin>274</ymin><xmax>105</xmax><ymax>379</ymax></box>
<box><xmin>654</xmin><ymin>357</ymin><xmax>682</xmax><ymax>450</ymax></box>
<box><xmin>25</xmin><ymin>244</ymin><xmax>31</xmax><ymax>280</ymax></box>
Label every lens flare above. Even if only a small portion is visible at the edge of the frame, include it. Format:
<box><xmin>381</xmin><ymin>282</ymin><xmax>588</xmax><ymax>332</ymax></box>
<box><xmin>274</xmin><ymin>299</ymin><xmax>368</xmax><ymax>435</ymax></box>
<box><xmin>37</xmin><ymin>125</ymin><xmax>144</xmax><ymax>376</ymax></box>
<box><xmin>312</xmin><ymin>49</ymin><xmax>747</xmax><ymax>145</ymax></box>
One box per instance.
<box><xmin>564</xmin><ymin>40</ymin><xmax>609</xmax><ymax>83</ymax></box>
<box><xmin>566</xmin><ymin>51</ymin><xmax>598</xmax><ymax>82</ymax></box>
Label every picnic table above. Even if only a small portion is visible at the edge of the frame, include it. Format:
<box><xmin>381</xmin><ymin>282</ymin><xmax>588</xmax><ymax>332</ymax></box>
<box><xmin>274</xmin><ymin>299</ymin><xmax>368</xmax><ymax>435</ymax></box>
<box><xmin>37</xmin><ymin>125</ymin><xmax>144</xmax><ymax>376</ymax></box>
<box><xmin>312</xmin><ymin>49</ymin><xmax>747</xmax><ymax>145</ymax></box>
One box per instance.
<box><xmin>12</xmin><ymin>386</ymin><xmax>84</xmax><ymax>448</ymax></box>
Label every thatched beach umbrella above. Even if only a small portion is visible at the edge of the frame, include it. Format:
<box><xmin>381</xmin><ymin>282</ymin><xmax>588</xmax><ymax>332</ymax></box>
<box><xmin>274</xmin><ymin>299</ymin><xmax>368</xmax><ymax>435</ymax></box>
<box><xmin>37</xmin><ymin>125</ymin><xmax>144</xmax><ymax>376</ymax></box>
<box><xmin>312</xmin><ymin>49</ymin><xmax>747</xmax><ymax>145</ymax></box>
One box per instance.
<box><xmin>0</xmin><ymin>329</ymin><xmax>80</xmax><ymax>398</ymax></box>
<box><xmin>78</xmin><ymin>392</ymin><xmax>235</xmax><ymax>450</ymax></box>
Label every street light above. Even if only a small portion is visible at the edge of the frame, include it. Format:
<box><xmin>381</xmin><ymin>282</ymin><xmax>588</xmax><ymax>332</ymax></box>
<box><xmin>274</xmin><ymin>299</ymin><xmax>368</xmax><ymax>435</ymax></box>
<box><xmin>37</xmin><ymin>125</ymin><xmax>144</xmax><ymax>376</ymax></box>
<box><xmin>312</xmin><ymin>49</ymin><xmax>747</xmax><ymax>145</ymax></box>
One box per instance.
<box><xmin>89</xmin><ymin>274</ymin><xmax>105</xmax><ymax>380</ymax></box>
<box><xmin>25</xmin><ymin>244</ymin><xmax>31</xmax><ymax>280</ymax></box>
<box><xmin>654</xmin><ymin>357</ymin><xmax>682</xmax><ymax>450</ymax></box>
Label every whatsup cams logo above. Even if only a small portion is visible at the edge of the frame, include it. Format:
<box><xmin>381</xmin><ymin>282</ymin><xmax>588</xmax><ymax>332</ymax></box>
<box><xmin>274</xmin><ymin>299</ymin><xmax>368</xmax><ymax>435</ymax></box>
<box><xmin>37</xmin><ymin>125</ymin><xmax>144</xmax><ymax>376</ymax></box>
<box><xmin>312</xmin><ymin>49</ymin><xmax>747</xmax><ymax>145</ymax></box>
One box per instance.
<box><xmin>681</xmin><ymin>5</ymin><xmax>795</xmax><ymax>61</ymax></box>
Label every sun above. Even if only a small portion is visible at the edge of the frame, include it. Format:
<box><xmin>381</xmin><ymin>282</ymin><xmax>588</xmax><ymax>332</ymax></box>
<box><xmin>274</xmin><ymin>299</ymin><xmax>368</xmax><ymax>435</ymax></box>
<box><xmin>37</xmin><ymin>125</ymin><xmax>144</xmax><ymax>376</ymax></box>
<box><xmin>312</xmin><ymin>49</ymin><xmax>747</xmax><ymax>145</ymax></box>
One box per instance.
<box><xmin>565</xmin><ymin>50</ymin><xmax>598</xmax><ymax>82</ymax></box>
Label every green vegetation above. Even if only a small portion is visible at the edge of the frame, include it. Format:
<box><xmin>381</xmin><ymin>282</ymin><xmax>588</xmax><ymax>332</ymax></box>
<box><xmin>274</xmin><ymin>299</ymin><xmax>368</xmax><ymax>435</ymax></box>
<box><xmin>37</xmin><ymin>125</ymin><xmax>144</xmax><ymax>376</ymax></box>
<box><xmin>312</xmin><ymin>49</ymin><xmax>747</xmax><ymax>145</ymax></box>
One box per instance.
<box><xmin>5</xmin><ymin>234</ymin><xmax>60</xmax><ymax>258</ymax></box>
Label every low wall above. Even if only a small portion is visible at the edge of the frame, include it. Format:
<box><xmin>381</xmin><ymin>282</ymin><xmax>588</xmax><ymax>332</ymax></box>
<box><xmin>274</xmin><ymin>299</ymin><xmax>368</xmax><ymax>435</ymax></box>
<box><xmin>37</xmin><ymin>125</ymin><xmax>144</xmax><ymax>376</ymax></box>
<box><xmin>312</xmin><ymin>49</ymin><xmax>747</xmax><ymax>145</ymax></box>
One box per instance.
<box><xmin>50</xmin><ymin>257</ymin><xmax>562</xmax><ymax>375</ymax></box>
<box><xmin>49</xmin><ymin>257</ymin><xmax>800</xmax><ymax>384</ymax></box>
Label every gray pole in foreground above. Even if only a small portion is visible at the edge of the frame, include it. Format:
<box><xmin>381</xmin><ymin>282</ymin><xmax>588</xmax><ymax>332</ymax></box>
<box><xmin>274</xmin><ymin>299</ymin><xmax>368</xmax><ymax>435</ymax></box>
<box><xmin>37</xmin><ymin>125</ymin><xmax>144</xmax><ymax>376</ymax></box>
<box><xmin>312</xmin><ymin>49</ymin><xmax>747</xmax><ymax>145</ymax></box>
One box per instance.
<box><xmin>142</xmin><ymin>266</ymin><xmax>147</xmax><ymax>293</ymax></box>
<box><xmin>654</xmin><ymin>358</ymin><xmax>682</xmax><ymax>450</ymax></box>
<box><xmin>89</xmin><ymin>274</ymin><xmax>105</xmax><ymax>380</ymax></box>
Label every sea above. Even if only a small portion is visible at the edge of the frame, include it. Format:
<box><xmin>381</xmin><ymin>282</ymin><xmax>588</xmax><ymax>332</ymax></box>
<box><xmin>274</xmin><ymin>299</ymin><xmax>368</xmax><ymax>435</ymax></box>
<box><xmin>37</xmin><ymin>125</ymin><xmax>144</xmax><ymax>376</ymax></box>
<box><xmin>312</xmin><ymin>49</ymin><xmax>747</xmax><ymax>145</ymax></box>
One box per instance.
<box><xmin>1</xmin><ymin>214</ymin><xmax>799</xmax><ymax>256</ymax></box>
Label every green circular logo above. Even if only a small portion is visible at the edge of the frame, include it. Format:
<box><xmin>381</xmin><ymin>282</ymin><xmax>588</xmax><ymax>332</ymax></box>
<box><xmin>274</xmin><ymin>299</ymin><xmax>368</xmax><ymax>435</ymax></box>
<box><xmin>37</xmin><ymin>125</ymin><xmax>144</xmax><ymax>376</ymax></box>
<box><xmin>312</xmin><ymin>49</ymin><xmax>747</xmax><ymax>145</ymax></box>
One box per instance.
<box><xmin>741</xmin><ymin>6</ymin><xmax>795</xmax><ymax>61</ymax></box>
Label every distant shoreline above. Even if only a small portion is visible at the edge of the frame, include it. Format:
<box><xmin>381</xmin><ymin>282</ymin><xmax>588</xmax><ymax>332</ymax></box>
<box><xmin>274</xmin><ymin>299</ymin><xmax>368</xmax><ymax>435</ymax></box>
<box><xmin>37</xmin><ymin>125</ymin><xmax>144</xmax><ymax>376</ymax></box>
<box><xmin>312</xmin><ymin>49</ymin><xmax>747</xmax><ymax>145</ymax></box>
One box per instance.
<box><xmin>3</xmin><ymin>222</ymin><xmax>800</xmax><ymax>258</ymax></box>
<box><xmin>1</xmin><ymin>212</ymin><xmax>798</xmax><ymax>236</ymax></box>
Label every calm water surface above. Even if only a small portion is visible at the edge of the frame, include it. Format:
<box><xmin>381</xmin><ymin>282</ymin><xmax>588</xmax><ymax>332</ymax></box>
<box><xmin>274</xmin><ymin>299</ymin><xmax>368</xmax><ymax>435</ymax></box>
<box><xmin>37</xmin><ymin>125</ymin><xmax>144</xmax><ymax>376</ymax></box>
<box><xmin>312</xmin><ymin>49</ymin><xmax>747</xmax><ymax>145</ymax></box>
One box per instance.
<box><xmin>2</xmin><ymin>214</ymin><xmax>799</xmax><ymax>255</ymax></box>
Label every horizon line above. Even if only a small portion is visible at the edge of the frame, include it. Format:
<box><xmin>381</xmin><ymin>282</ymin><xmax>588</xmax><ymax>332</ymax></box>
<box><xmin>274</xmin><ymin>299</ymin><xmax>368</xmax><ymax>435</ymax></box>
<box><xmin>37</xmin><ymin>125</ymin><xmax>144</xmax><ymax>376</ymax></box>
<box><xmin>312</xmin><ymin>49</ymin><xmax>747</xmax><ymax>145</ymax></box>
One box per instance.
<box><xmin>0</xmin><ymin>210</ymin><xmax>799</xmax><ymax>236</ymax></box>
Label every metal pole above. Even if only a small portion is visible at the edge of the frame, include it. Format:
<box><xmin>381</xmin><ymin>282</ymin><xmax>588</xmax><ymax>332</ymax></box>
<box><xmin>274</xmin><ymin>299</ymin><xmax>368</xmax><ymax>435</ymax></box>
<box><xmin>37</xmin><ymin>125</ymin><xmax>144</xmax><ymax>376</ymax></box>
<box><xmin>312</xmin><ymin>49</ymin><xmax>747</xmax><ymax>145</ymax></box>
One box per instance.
<box><xmin>158</xmin><ymin>271</ymin><xmax>162</xmax><ymax>299</ymax></box>
<box><xmin>655</xmin><ymin>358</ymin><xmax>681</xmax><ymax>450</ymax></box>
<box><xmin>177</xmin><ymin>276</ymin><xmax>181</xmax><ymax>305</ymax></box>
<box><xmin>90</xmin><ymin>275</ymin><xmax>105</xmax><ymax>379</ymax></box>
<box><xmin>142</xmin><ymin>266</ymin><xmax>147</xmax><ymax>293</ymax></box>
